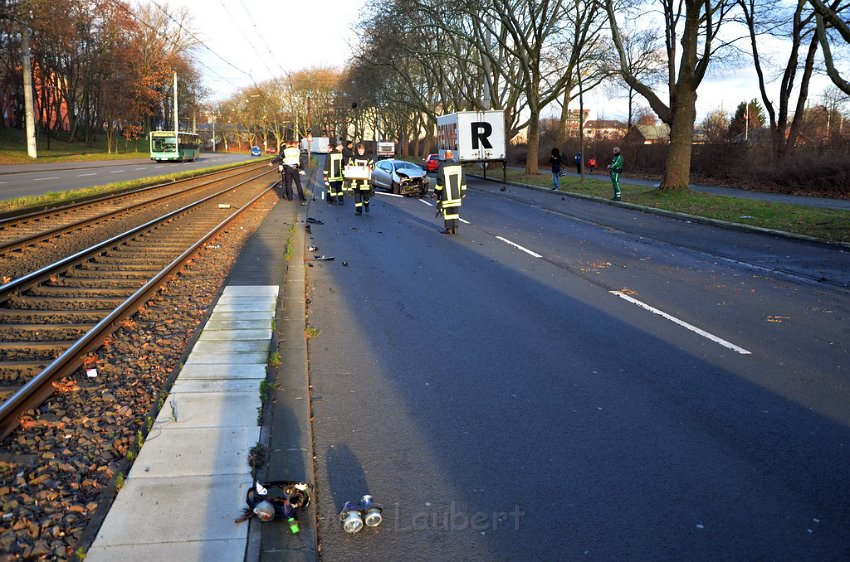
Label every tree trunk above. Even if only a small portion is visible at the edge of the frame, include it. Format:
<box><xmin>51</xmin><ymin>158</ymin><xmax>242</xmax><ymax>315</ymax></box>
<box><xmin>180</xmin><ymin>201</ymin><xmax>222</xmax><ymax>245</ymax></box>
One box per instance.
<box><xmin>555</xmin><ymin>83</ymin><xmax>573</xmax><ymax>150</ymax></box>
<box><xmin>526</xmin><ymin>110</ymin><xmax>540</xmax><ymax>174</ymax></box>
<box><xmin>659</xmin><ymin>88</ymin><xmax>697</xmax><ymax>191</ymax></box>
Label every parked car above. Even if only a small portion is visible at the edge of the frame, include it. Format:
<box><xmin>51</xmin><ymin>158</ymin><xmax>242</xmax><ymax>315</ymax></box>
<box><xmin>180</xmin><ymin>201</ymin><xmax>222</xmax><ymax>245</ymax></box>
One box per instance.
<box><xmin>250</xmin><ymin>146</ymin><xmax>262</xmax><ymax>157</ymax></box>
<box><xmin>423</xmin><ymin>153</ymin><xmax>440</xmax><ymax>173</ymax></box>
<box><xmin>371</xmin><ymin>159</ymin><xmax>430</xmax><ymax>196</ymax></box>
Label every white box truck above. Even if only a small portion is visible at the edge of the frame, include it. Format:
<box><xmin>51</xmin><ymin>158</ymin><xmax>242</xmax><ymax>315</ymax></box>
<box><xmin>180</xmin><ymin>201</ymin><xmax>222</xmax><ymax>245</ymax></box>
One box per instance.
<box><xmin>376</xmin><ymin>141</ymin><xmax>395</xmax><ymax>158</ymax></box>
<box><xmin>436</xmin><ymin>110</ymin><xmax>506</xmax><ymax>162</ymax></box>
<box><xmin>301</xmin><ymin>136</ymin><xmax>330</xmax><ymax>153</ymax></box>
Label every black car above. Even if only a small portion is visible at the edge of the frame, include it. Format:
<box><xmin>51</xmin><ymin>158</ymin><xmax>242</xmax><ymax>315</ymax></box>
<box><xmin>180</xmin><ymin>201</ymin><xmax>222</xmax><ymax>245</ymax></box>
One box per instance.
<box><xmin>371</xmin><ymin>159</ymin><xmax>430</xmax><ymax>196</ymax></box>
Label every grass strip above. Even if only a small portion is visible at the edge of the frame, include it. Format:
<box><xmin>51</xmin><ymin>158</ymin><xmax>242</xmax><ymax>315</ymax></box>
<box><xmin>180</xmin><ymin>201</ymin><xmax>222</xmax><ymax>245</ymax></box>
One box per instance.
<box><xmin>485</xmin><ymin>167</ymin><xmax>849</xmax><ymax>245</ymax></box>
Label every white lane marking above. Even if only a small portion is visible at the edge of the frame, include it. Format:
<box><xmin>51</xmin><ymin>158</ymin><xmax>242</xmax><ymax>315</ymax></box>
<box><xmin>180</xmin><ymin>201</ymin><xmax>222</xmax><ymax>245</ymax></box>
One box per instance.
<box><xmin>33</xmin><ymin>176</ymin><xmax>60</xmax><ymax>181</ymax></box>
<box><xmin>78</xmin><ymin>173</ymin><xmax>97</xmax><ymax>177</ymax></box>
<box><xmin>135</xmin><ymin>167</ymin><xmax>148</xmax><ymax>170</ymax></box>
<box><xmin>610</xmin><ymin>291</ymin><xmax>752</xmax><ymax>355</ymax></box>
<box><xmin>110</xmin><ymin>170</ymin><xmax>126</xmax><ymax>173</ymax></box>
<box><xmin>496</xmin><ymin>236</ymin><xmax>542</xmax><ymax>258</ymax></box>
<box><xmin>376</xmin><ymin>192</ymin><xmax>403</xmax><ymax>198</ymax></box>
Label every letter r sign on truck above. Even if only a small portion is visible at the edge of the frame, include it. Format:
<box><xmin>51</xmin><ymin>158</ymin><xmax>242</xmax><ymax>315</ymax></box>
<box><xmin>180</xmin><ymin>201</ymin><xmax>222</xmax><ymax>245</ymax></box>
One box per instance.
<box><xmin>437</xmin><ymin>110</ymin><xmax>506</xmax><ymax>162</ymax></box>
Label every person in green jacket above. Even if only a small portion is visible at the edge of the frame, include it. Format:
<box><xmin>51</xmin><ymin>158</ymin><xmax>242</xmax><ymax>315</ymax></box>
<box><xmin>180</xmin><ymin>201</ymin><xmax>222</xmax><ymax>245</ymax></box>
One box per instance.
<box><xmin>608</xmin><ymin>146</ymin><xmax>624</xmax><ymax>201</ymax></box>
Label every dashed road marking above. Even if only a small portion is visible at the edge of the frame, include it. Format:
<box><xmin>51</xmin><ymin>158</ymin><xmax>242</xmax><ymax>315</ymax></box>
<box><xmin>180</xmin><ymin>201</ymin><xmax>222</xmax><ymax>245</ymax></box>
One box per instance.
<box><xmin>78</xmin><ymin>173</ymin><xmax>97</xmax><ymax>177</ymax></box>
<box><xmin>33</xmin><ymin>176</ymin><xmax>60</xmax><ymax>181</ymax></box>
<box><xmin>610</xmin><ymin>291</ymin><xmax>752</xmax><ymax>355</ymax></box>
<box><xmin>495</xmin><ymin>236</ymin><xmax>542</xmax><ymax>258</ymax></box>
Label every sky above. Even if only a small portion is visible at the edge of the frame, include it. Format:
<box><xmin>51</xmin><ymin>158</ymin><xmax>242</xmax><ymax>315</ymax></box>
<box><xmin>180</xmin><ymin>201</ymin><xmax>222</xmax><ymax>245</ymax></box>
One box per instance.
<box><xmin>158</xmin><ymin>0</ymin><xmax>843</xmax><ymax>124</ymax></box>
<box><xmin>162</xmin><ymin>0</ymin><xmax>364</xmax><ymax>98</ymax></box>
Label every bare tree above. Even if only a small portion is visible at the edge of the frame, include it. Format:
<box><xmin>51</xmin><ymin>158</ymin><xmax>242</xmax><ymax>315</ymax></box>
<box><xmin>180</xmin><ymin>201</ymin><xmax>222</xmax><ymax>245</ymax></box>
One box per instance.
<box><xmin>700</xmin><ymin>107</ymin><xmax>730</xmax><ymax>142</ymax></box>
<box><xmin>809</xmin><ymin>0</ymin><xmax>850</xmax><ymax>95</ymax></box>
<box><xmin>604</xmin><ymin>0</ymin><xmax>739</xmax><ymax>191</ymax></box>
<box><xmin>470</xmin><ymin>0</ymin><xmax>576</xmax><ymax>173</ymax></box>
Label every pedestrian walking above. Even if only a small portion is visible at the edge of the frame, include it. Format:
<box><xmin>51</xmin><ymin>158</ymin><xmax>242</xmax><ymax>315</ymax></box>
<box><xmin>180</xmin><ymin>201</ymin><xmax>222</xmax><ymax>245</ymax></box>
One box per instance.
<box><xmin>323</xmin><ymin>142</ymin><xmax>345</xmax><ymax>204</ymax></box>
<box><xmin>434</xmin><ymin>149</ymin><xmax>467</xmax><ymax>234</ymax></box>
<box><xmin>574</xmin><ymin>151</ymin><xmax>582</xmax><ymax>174</ymax></box>
<box><xmin>549</xmin><ymin>148</ymin><xmax>563</xmax><ymax>190</ymax></box>
<box><xmin>607</xmin><ymin>147</ymin><xmax>624</xmax><ymax>201</ymax></box>
<box><xmin>587</xmin><ymin>157</ymin><xmax>597</xmax><ymax>174</ymax></box>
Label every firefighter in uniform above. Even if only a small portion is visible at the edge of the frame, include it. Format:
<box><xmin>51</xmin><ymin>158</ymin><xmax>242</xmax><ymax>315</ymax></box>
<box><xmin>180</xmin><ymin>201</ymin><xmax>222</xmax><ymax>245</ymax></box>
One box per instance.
<box><xmin>341</xmin><ymin>140</ymin><xmax>355</xmax><ymax>197</ymax></box>
<box><xmin>284</xmin><ymin>141</ymin><xmax>307</xmax><ymax>203</ymax></box>
<box><xmin>323</xmin><ymin>142</ymin><xmax>345</xmax><ymax>205</ymax></box>
<box><xmin>350</xmin><ymin>143</ymin><xmax>374</xmax><ymax>215</ymax></box>
<box><xmin>434</xmin><ymin>150</ymin><xmax>466</xmax><ymax>234</ymax></box>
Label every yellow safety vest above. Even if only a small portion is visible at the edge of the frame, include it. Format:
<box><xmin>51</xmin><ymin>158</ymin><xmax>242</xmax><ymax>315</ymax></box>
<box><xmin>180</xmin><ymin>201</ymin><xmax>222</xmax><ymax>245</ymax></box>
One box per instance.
<box><xmin>328</xmin><ymin>152</ymin><xmax>343</xmax><ymax>181</ymax></box>
<box><xmin>439</xmin><ymin>165</ymin><xmax>464</xmax><ymax>207</ymax></box>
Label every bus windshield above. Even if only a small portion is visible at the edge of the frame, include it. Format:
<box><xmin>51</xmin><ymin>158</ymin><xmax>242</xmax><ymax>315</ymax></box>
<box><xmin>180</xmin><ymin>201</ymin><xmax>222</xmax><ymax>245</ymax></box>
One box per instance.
<box><xmin>152</xmin><ymin>138</ymin><xmax>176</xmax><ymax>152</ymax></box>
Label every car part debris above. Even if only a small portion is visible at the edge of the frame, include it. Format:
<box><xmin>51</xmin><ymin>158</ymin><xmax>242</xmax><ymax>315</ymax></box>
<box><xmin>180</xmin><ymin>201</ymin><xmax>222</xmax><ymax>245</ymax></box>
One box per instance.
<box><xmin>306</xmin><ymin>217</ymin><xmax>324</xmax><ymax>224</ymax></box>
<box><xmin>313</xmin><ymin>255</ymin><xmax>334</xmax><ymax>261</ymax></box>
<box><xmin>339</xmin><ymin>495</ymin><xmax>383</xmax><ymax>533</ymax></box>
<box><xmin>236</xmin><ymin>480</ymin><xmax>311</xmax><ymax>534</ymax></box>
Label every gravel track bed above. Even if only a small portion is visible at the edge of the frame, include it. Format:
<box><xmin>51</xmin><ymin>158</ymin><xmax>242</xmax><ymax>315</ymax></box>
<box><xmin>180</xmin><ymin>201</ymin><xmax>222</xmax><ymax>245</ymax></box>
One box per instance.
<box><xmin>0</xmin><ymin>192</ymin><xmax>281</xmax><ymax>561</ymax></box>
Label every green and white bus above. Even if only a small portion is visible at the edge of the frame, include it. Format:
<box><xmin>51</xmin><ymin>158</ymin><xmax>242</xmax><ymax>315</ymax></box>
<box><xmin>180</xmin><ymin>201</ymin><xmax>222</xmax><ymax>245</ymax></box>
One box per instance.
<box><xmin>149</xmin><ymin>131</ymin><xmax>200</xmax><ymax>162</ymax></box>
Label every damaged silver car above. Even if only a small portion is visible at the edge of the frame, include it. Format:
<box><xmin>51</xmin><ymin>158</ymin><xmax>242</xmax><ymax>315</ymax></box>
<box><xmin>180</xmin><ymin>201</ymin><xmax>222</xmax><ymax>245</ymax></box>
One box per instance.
<box><xmin>370</xmin><ymin>159</ymin><xmax>430</xmax><ymax>197</ymax></box>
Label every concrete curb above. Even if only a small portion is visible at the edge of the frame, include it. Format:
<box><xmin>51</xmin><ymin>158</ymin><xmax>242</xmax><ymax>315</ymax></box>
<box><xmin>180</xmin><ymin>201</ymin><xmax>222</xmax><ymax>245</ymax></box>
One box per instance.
<box><xmin>469</xmin><ymin>173</ymin><xmax>850</xmax><ymax>251</ymax></box>
<box><xmin>256</xmin><ymin>165</ymin><xmax>321</xmax><ymax>562</ymax></box>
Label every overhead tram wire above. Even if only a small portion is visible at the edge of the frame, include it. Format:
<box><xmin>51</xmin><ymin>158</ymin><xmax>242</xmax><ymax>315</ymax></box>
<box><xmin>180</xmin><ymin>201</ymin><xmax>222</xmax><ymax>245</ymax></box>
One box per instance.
<box><xmin>150</xmin><ymin>0</ymin><xmax>274</xmax><ymax>105</ymax></box>
<box><xmin>219</xmin><ymin>0</ymin><xmax>281</xmax><ymax>81</ymax></box>
<box><xmin>236</xmin><ymin>0</ymin><xmax>294</xmax><ymax>81</ymax></box>
<box><xmin>124</xmin><ymin>7</ymin><xmax>243</xmax><ymax>92</ymax></box>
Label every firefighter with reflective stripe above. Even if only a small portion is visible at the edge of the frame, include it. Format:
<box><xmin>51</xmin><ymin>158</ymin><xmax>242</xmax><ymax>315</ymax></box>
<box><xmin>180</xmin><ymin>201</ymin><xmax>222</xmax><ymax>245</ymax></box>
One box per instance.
<box><xmin>434</xmin><ymin>149</ymin><xmax>466</xmax><ymax>234</ymax></box>
<box><xmin>350</xmin><ymin>143</ymin><xmax>374</xmax><ymax>215</ymax></box>
<box><xmin>283</xmin><ymin>141</ymin><xmax>307</xmax><ymax>203</ymax></box>
<box><xmin>323</xmin><ymin>142</ymin><xmax>345</xmax><ymax>205</ymax></box>
<box><xmin>342</xmin><ymin>140</ymin><xmax>355</xmax><ymax>196</ymax></box>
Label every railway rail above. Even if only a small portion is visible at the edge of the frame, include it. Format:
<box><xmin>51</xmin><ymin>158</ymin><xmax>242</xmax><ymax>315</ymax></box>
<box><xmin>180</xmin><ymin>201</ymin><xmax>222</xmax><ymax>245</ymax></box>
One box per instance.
<box><xmin>0</xmin><ymin>166</ymin><xmax>276</xmax><ymax>439</ymax></box>
<box><xmin>0</xmin><ymin>163</ymin><xmax>270</xmax><ymax>283</ymax></box>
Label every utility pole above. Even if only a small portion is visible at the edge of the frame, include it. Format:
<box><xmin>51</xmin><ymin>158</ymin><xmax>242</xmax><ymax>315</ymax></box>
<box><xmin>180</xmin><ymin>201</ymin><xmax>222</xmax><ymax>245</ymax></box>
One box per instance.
<box><xmin>306</xmin><ymin>96</ymin><xmax>311</xmax><ymax>133</ymax></box>
<box><xmin>21</xmin><ymin>23</ymin><xmax>37</xmax><ymax>158</ymax></box>
<box><xmin>173</xmin><ymin>72</ymin><xmax>179</xmax><ymax>136</ymax></box>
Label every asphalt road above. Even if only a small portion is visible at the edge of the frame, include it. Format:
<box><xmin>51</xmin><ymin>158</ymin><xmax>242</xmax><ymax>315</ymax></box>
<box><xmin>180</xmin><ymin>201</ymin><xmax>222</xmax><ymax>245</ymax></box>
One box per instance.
<box><xmin>303</xmin><ymin>179</ymin><xmax>849</xmax><ymax>560</ymax></box>
<box><xmin>0</xmin><ymin>152</ymin><xmax>259</xmax><ymax>201</ymax></box>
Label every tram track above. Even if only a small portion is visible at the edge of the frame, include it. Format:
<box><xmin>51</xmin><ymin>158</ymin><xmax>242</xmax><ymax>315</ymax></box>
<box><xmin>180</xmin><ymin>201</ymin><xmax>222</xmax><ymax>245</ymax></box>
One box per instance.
<box><xmin>0</xmin><ymin>168</ymin><xmax>276</xmax><ymax>439</ymax></box>
<box><xmin>0</xmin><ymin>163</ymin><xmax>270</xmax><ymax>282</ymax></box>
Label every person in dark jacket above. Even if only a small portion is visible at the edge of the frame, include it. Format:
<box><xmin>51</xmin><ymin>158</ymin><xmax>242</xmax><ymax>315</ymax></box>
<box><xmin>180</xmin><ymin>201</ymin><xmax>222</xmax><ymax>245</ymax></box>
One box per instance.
<box><xmin>550</xmin><ymin>148</ymin><xmax>563</xmax><ymax>190</ymax></box>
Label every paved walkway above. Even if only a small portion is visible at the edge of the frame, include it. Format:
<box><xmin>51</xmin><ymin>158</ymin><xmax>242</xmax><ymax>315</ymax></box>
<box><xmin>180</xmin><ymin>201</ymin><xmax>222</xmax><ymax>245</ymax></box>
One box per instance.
<box><xmin>84</xmin><ymin>164</ymin><xmax>317</xmax><ymax>561</ymax></box>
<box><xmin>86</xmin><ymin>285</ymin><xmax>278</xmax><ymax>561</ymax></box>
